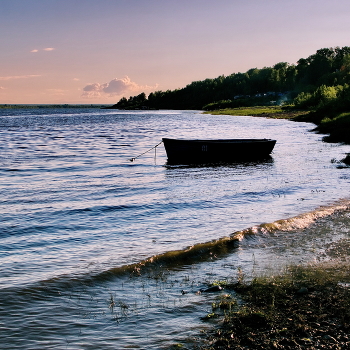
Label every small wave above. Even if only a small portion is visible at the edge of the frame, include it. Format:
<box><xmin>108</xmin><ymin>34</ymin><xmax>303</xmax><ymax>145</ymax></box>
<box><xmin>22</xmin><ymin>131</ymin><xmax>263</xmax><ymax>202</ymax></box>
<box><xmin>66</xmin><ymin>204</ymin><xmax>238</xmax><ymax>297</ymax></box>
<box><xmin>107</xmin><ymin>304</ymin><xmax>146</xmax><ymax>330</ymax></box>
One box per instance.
<box><xmin>3</xmin><ymin>199</ymin><xmax>349</xmax><ymax>295</ymax></box>
<box><xmin>64</xmin><ymin>204</ymin><xmax>136</xmax><ymax>216</ymax></box>
<box><xmin>0</xmin><ymin>224</ymin><xmax>58</xmax><ymax>238</ymax></box>
<box><xmin>94</xmin><ymin>199</ymin><xmax>350</xmax><ymax>280</ymax></box>
<box><xmin>3</xmin><ymin>168</ymin><xmax>23</xmax><ymax>172</ymax></box>
<box><xmin>237</xmin><ymin>199</ymin><xmax>350</xmax><ymax>237</ymax></box>
<box><xmin>0</xmin><ymin>235</ymin><xmax>241</xmax><ymax>296</ymax></box>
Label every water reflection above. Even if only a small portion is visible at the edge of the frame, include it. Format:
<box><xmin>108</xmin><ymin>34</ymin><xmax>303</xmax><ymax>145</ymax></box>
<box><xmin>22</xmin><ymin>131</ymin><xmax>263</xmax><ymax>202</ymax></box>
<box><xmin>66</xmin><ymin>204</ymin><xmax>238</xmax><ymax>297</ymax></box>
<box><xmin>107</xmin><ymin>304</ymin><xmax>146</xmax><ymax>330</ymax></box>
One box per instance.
<box><xmin>164</xmin><ymin>155</ymin><xmax>274</xmax><ymax>168</ymax></box>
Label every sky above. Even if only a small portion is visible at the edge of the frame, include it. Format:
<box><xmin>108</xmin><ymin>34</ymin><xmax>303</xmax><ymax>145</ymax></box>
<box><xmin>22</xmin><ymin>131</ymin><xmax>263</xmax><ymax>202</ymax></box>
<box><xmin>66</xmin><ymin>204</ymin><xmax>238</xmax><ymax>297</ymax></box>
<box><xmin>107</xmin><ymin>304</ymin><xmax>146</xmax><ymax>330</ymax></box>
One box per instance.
<box><xmin>1</xmin><ymin>0</ymin><xmax>350</xmax><ymax>104</ymax></box>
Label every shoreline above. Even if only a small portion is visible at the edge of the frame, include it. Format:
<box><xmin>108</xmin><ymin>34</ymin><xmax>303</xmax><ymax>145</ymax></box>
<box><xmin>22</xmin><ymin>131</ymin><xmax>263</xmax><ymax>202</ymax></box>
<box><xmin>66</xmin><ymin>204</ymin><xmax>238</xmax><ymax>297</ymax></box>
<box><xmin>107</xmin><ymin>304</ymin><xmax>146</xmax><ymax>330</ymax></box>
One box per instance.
<box><xmin>205</xmin><ymin>106</ymin><xmax>350</xmax><ymax>165</ymax></box>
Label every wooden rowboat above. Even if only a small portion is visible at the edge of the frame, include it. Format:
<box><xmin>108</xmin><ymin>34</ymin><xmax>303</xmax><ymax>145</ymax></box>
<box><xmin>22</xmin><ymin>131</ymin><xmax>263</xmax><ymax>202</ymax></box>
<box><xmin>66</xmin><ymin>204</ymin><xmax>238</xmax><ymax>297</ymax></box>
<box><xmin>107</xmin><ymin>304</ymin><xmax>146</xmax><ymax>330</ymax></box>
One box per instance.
<box><xmin>162</xmin><ymin>138</ymin><xmax>276</xmax><ymax>164</ymax></box>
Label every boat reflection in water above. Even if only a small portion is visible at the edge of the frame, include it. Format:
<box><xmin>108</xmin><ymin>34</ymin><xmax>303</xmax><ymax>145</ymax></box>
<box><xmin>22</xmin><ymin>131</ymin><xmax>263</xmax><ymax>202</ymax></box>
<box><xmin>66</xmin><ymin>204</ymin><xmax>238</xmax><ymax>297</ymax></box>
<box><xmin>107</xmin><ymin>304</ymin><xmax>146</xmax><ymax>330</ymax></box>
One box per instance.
<box><xmin>164</xmin><ymin>156</ymin><xmax>274</xmax><ymax>170</ymax></box>
<box><xmin>162</xmin><ymin>137</ymin><xmax>276</xmax><ymax>165</ymax></box>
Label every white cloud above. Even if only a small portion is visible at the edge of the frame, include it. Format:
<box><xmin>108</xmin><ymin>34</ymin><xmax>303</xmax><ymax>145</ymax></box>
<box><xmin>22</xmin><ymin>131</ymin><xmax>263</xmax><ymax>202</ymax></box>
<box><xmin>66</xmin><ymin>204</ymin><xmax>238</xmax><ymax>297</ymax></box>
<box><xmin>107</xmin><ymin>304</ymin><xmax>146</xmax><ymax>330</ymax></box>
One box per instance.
<box><xmin>82</xmin><ymin>76</ymin><xmax>158</xmax><ymax>98</ymax></box>
<box><xmin>0</xmin><ymin>75</ymin><xmax>41</xmax><ymax>81</ymax></box>
<box><xmin>31</xmin><ymin>49</ymin><xmax>39</xmax><ymax>53</ymax></box>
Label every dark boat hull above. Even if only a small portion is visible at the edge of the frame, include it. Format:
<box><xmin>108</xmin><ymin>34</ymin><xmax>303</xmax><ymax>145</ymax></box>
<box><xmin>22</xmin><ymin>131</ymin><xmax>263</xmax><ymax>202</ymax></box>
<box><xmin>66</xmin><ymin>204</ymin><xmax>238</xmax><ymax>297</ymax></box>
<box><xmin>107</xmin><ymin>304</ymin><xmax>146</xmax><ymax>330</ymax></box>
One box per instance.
<box><xmin>162</xmin><ymin>138</ymin><xmax>276</xmax><ymax>164</ymax></box>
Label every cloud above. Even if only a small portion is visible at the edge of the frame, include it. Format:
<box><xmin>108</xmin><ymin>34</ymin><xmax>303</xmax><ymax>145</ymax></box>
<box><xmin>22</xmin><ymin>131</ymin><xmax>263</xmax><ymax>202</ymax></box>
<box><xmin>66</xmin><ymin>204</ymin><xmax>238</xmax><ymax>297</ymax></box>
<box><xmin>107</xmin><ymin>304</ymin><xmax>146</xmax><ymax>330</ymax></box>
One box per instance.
<box><xmin>0</xmin><ymin>86</ymin><xmax>5</xmax><ymax>90</ymax></box>
<box><xmin>73</xmin><ymin>78</ymin><xmax>80</xmax><ymax>81</ymax></box>
<box><xmin>82</xmin><ymin>76</ymin><xmax>158</xmax><ymax>98</ymax></box>
<box><xmin>82</xmin><ymin>82</ymin><xmax>102</xmax><ymax>97</ymax></box>
<box><xmin>0</xmin><ymin>75</ymin><xmax>41</xmax><ymax>81</ymax></box>
<box><xmin>30</xmin><ymin>48</ymin><xmax>55</xmax><ymax>53</ymax></box>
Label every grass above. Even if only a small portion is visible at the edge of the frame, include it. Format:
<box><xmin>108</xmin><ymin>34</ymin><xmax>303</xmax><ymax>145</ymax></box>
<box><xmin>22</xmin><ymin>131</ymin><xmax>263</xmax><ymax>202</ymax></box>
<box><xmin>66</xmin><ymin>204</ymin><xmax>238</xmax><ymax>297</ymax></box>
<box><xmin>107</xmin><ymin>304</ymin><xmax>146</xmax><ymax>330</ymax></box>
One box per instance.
<box><xmin>204</xmin><ymin>106</ymin><xmax>310</xmax><ymax>119</ymax></box>
<box><xmin>198</xmin><ymin>262</ymin><xmax>350</xmax><ymax>349</ymax></box>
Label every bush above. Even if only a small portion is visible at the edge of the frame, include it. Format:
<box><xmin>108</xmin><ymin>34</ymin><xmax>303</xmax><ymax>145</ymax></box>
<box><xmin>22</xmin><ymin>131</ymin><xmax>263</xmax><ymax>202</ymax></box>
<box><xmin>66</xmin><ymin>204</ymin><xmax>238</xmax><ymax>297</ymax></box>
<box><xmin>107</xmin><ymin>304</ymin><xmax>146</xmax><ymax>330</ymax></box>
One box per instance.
<box><xmin>293</xmin><ymin>85</ymin><xmax>342</xmax><ymax>110</ymax></box>
<box><xmin>317</xmin><ymin>112</ymin><xmax>350</xmax><ymax>143</ymax></box>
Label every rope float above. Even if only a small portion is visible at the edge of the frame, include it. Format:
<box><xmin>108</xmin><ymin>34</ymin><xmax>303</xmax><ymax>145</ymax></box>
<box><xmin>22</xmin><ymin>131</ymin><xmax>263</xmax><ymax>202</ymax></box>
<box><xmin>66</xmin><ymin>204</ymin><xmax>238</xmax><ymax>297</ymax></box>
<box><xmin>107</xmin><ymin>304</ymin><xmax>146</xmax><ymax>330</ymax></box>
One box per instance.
<box><xmin>129</xmin><ymin>141</ymin><xmax>163</xmax><ymax>162</ymax></box>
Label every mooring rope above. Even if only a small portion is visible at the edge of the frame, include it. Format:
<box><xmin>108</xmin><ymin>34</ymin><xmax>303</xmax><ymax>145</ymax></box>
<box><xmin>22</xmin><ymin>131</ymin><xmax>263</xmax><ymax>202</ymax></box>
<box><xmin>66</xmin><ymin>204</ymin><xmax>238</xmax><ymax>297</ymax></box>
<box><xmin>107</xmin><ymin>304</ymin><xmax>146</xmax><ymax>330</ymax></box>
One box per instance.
<box><xmin>129</xmin><ymin>141</ymin><xmax>163</xmax><ymax>162</ymax></box>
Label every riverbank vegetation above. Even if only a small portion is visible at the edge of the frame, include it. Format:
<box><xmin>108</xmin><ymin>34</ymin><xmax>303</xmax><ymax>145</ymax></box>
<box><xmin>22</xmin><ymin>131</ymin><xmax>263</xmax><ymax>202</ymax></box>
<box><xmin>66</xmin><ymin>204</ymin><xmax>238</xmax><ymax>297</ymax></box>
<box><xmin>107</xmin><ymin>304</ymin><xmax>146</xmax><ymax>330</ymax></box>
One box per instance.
<box><xmin>204</xmin><ymin>105</ymin><xmax>350</xmax><ymax>152</ymax></box>
<box><xmin>204</xmin><ymin>105</ymin><xmax>350</xmax><ymax>164</ymax></box>
<box><xmin>196</xmin><ymin>262</ymin><xmax>350</xmax><ymax>349</ymax></box>
<box><xmin>204</xmin><ymin>106</ymin><xmax>310</xmax><ymax>119</ymax></box>
<box><xmin>289</xmin><ymin>82</ymin><xmax>350</xmax><ymax>145</ymax></box>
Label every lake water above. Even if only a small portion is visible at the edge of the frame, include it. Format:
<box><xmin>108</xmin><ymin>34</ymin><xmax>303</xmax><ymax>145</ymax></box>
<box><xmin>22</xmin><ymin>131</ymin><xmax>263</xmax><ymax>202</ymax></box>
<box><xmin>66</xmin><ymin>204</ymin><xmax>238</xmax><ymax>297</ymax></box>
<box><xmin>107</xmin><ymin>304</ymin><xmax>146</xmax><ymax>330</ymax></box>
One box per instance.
<box><xmin>0</xmin><ymin>108</ymin><xmax>349</xmax><ymax>349</ymax></box>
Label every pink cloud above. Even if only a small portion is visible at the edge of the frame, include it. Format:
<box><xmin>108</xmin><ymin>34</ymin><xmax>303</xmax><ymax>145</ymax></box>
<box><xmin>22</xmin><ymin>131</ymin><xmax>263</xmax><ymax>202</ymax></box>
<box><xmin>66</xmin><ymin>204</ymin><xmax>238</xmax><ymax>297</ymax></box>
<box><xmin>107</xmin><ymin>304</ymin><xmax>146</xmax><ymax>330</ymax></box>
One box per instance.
<box><xmin>82</xmin><ymin>76</ymin><xmax>158</xmax><ymax>98</ymax></box>
<box><xmin>82</xmin><ymin>82</ymin><xmax>102</xmax><ymax>97</ymax></box>
<box><xmin>0</xmin><ymin>75</ymin><xmax>41</xmax><ymax>81</ymax></box>
<box><xmin>30</xmin><ymin>48</ymin><xmax>55</xmax><ymax>53</ymax></box>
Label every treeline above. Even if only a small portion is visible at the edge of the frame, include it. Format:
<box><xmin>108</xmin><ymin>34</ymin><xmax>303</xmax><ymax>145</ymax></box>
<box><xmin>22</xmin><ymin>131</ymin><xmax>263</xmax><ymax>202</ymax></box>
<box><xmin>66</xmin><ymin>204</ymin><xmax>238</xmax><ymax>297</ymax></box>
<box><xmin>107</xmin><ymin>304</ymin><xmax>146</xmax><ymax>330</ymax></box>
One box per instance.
<box><xmin>108</xmin><ymin>46</ymin><xmax>350</xmax><ymax>111</ymax></box>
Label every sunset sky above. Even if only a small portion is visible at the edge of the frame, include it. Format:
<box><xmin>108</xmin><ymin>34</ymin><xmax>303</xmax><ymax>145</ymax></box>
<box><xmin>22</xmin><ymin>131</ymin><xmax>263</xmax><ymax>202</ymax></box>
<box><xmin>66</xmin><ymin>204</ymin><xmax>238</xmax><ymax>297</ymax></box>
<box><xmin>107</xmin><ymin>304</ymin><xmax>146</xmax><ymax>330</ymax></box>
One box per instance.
<box><xmin>1</xmin><ymin>0</ymin><xmax>350</xmax><ymax>104</ymax></box>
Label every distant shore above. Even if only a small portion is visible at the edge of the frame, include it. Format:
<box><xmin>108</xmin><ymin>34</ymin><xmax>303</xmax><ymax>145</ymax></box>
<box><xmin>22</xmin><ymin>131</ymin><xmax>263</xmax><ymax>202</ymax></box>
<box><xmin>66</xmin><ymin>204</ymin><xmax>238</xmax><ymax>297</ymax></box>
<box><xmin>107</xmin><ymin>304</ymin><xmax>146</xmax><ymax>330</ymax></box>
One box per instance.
<box><xmin>0</xmin><ymin>104</ymin><xmax>107</xmax><ymax>109</ymax></box>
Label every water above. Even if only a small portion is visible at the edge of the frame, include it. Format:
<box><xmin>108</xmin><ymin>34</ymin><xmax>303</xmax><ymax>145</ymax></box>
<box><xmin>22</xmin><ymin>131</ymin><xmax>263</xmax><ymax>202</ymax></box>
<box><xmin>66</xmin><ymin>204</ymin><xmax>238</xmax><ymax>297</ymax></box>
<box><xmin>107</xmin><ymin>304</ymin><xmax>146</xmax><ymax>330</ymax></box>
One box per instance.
<box><xmin>0</xmin><ymin>108</ymin><xmax>349</xmax><ymax>349</ymax></box>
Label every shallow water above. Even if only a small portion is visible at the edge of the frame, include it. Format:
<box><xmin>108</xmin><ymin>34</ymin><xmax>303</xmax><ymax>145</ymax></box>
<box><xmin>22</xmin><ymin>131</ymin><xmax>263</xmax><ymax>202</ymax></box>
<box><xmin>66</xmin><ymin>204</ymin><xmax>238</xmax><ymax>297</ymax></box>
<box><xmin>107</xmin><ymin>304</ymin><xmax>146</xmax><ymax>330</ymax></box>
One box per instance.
<box><xmin>0</xmin><ymin>108</ymin><xmax>349</xmax><ymax>349</ymax></box>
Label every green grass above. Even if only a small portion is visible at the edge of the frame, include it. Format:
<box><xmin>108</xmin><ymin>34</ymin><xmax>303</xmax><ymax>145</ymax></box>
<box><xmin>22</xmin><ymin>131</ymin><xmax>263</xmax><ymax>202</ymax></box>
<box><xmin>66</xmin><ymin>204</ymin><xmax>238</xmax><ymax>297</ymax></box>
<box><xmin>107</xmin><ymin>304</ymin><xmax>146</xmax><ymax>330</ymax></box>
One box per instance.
<box><xmin>199</xmin><ymin>262</ymin><xmax>350</xmax><ymax>349</ymax></box>
<box><xmin>204</xmin><ymin>106</ymin><xmax>310</xmax><ymax>120</ymax></box>
<box><xmin>204</xmin><ymin>106</ymin><xmax>283</xmax><ymax>116</ymax></box>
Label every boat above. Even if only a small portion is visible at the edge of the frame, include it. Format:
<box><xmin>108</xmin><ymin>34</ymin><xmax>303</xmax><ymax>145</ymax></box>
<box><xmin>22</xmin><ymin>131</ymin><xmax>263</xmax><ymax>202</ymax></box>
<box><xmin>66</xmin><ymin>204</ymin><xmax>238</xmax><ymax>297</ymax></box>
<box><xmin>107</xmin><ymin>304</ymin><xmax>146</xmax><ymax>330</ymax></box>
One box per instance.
<box><xmin>162</xmin><ymin>138</ymin><xmax>276</xmax><ymax>164</ymax></box>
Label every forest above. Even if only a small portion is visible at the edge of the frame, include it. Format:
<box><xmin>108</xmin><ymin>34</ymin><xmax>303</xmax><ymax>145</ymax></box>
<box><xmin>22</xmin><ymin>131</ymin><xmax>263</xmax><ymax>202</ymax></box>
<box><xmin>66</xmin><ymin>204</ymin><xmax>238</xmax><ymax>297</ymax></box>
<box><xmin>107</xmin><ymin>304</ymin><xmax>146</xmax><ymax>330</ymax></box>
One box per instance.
<box><xmin>108</xmin><ymin>46</ymin><xmax>350</xmax><ymax>114</ymax></box>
